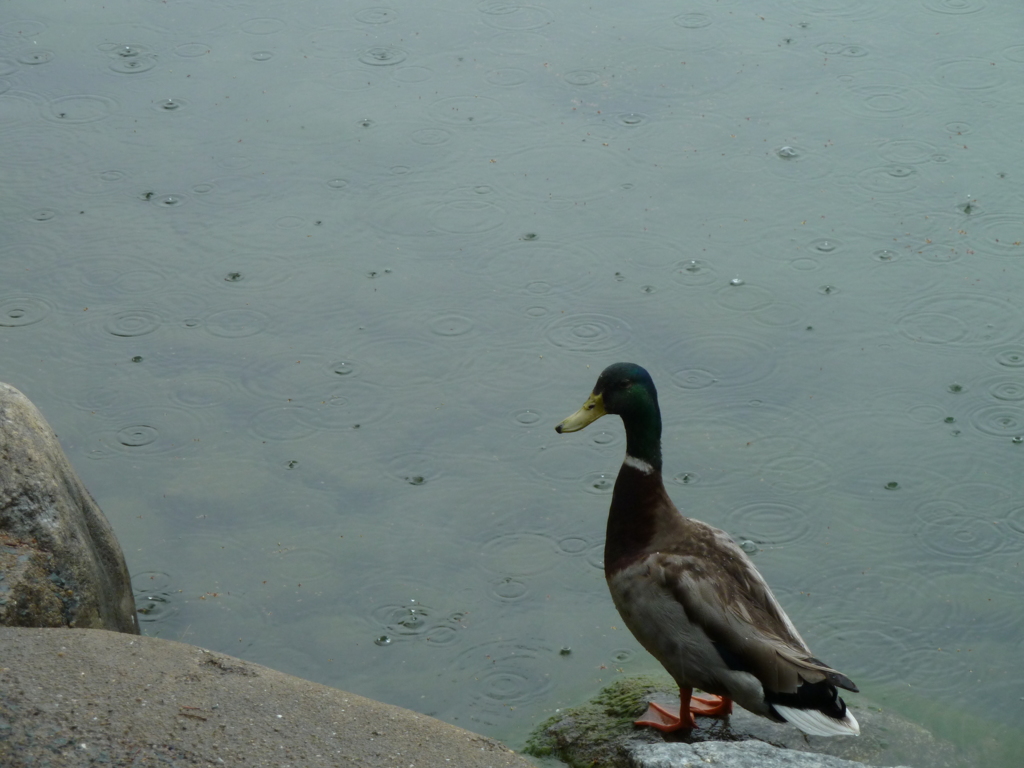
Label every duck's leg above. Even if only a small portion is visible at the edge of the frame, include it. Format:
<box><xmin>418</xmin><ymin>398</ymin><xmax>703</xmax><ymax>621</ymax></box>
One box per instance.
<box><xmin>635</xmin><ymin>688</ymin><xmax>733</xmax><ymax>731</ymax></box>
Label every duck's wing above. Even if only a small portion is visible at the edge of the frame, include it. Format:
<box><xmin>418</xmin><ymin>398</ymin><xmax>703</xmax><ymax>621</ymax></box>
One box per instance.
<box><xmin>651</xmin><ymin>524</ymin><xmax>858</xmax><ymax>696</ymax></box>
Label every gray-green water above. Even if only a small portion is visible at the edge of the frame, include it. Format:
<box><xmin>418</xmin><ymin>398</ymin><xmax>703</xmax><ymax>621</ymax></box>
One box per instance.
<box><xmin>2</xmin><ymin>1</ymin><xmax>1023</xmax><ymax>764</ymax></box>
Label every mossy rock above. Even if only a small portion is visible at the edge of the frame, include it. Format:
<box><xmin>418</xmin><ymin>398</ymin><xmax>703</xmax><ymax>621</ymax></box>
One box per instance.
<box><xmin>525</xmin><ymin>676</ymin><xmax>989</xmax><ymax>768</ymax></box>
<box><xmin>523</xmin><ymin>676</ymin><xmax>674</xmax><ymax>767</ymax></box>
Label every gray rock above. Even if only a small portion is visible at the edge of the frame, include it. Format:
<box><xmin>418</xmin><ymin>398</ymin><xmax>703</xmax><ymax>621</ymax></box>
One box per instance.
<box><xmin>0</xmin><ymin>382</ymin><xmax>138</xmax><ymax>633</ymax></box>
<box><xmin>525</xmin><ymin>676</ymin><xmax>980</xmax><ymax>768</ymax></box>
<box><xmin>630</xmin><ymin>741</ymin><xmax>911</xmax><ymax>768</ymax></box>
<box><xmin>0</xmin><ymin>626</ymin><xmax>538</xmax><ymax>768</ymax></box>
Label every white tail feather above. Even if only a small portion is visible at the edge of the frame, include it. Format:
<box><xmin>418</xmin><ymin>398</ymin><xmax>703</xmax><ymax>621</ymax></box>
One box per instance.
<box><xmin>773</xmin><ymin>704</ymin><xmax>860</xmax><ymax>737</ymax></box>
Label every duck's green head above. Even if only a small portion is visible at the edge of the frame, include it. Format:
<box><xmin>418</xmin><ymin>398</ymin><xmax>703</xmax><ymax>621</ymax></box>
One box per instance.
<box><xmin>556</xmin><ymin>363</ymin><xmax>662</xmax><ymax>469</ymax></box>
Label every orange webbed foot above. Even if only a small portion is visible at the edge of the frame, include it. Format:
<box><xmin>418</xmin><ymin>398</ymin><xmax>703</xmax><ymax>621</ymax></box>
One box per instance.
<box><xmin>634</xmin><ymin>701</ymin><xmax>698</xmax><ymax>731</ymax></box>
<box><xmin>689</xmin><ymin>693</ymin><xmax>733</xmax><ymax>717</ymax></box>
<box><xmin>634</xmin><ymin>688</ymin><xmax>733</xmax><ymax>732</ymax></box>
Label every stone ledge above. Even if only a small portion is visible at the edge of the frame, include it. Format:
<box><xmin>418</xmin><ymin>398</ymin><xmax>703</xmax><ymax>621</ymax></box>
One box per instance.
<box><xmin>0</xmin><ymin>627</ymin><xmax>537</xmax><ymax>768</ymax></box>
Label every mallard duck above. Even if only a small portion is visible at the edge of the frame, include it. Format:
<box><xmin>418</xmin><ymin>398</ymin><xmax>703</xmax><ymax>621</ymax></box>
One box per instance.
<box><xmin>555</xmin><ymin>362</ymin><xmax>859</xmax><ymax>737</ymax></box>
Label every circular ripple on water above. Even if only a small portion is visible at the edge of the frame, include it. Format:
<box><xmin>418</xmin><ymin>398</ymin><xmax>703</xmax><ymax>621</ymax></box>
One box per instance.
<box><xmin>790</xmin><ymin>0</ymin><xmax>892</xmax><ymax>19</ymax></box>
<box><xmin>912</xmin><ymin>242</ymin><xmax>962</xmax><ymax>264</ymax></box>
<box><xmin>558</xmin><ymin>535</ymin><xmax>590</xmax><ymax>555</ymax></box>
<box><xmin>426</xmin><ymin>312</ymin><xmax>477</xmax><ymax>338</ymax></box>
<box><xmin>206</xmin><ymin>262</ymin><xmax>292</xmax><ymax>293</ymax></box>
<box><xmin>301</xmin><ymin>381</ymin><xmax>393</xmax><ymax>430</ymax></box>
<box><xmin>1006</xmin><ymin>505</ymin><xmax>1024</xmax><ymax>537</ymax></box>
<box><xmin>91</xmin><ymin>405</ymin><xmax>201</xmax><ymax>458</ymax></box>
<box><xmin>877</xmin><ymin>139</ymin><xmax>939</xmax><ymax>164</ymax></box>
<box><xmin>364</xmin><ymin>183</ymin><xmax>506</xmax><ymax>241</ymax></box>
<box><xmin>923</xmin><ymin>0</ymin><xmax>986</xmax><ymax>12</ymax></box>
<box><xmin>485</xmin><ymin>67</ymin><xmax>528</xmax><ymax>86</ymax></box>
<box><xmin>664</xmin><ymin>334</ymin><xmax>777</xmax><ymax>388</ymax></box>
<box><xmin>102</xmin><ymin>309</ymin><xmax>163</xmax><ymax>337</ymax></box>
<box><xmin>933</xmin><ymin>58</ymin><xmax>1005</xmax><ymax>91</ymax></box>
<box><xmin>430</xmin><ymin>199</ymin><xmax>507</xmax><ymax>234</ymax></box>
<box><xmin>248</xmin><ymin>405</ymin><xmax>319</xmax><ymax>441</ymax></box>
<box><xmin>585</xmin><ymin>541</ymin><xmax>605</xmax><ymax>571</ymax></box>
<box><xmin>371</xmin><ymin>602</ymin><xmax>438</xmax><ymax>639</ymax></box>
<box><xmin>914</xmin><ymin>511</ymin><xmax>1007</xmax><ymax>561</ymax></box>
<box><xmin>914</xmin><ymin>498</ymin><xmax>971</xmax><ymax>527</ymax></box>
<box><xmin>562</xmin><ymin>69</ymin><xmax>599</xmax><ymax>86</ymax></box>
<box><xmin>386</xmin><ymin>452</ymin><xmax>444</xmax><ymax>486</ymax></box>
<box><xmin>203</xmin><ymin>308</ymin><xmax>270</xmax><ymax>338</ymax></box>
<box><xmin>895</xmin><ymin>294</ymin><xmax>1023</xmax><ymax>346</ymax></box>
<box><xmin>714</xmin><ymin>283</ymin><xmax>775</xmax><ymax>313</ymax></box>
<box><xmin>991</xmin><ymin>346</ymin><xmax>1024</xmax><ymax>369</ymax></box>
<box><xmin>816</xmin><ymin>42</ymin><xmax>869</xmax><ymax>57</ymax></box>
<box><xmin>189</xmin><ymin>175</ymin><xmax>295</xmax><ymax>208</ymax></box>
<box><xmin>764</xmin><ymin>144</ymin><xmax>836</xmax><ymax>182</ymax></box>
<box><xmin>648</xmin><ymin>13</ymin><xmax>729</xmax><ymax>53</ymax></box>
<box><xmin>1</xmin><ymin>20</ymin><xmax>47</xmax><ymax>37</ymax></box>
<box><xmin>109</xmin><ymin>54</ymin><xmax>157</xmax><ymax>74</ymax></box>
<box><xmin>581</xmin><ymin>471</ymin><xmax>616</xmax><ymax>495</ymax></box>
<box><xmin>488</xmin><ymin>576</ymin><xmax>530</xmax><ymax>603</ymax></box>
<box><xmin>453</xmin><ymin>638</ymin><xmax>556</xmax><ymax>710</ymax></box>
<box><xmin>169</xmin><ymin>375</ymin><xmax>237</xmax><ymax>408</ymax></box>
<box><xmin>853</xmin><ymin>164</ymin><xmax>919</xmax><ymax>195</ymax></box>
<box><xmin>44</xmin><ymin>94</ymin><xmax>118</xmax><ymax>124</ymax></box>
<box><xmin>966</xmin><ymin>403</ymin><xmax>1024</xmax><ymax>437</ymax></box>
<box><xmin>16</xmin><ymin>49</ymin><xmax>54</xmax><ymax>65</ymax></box>
<box><xmin>1003</xmin><ymin>44</ymin><xmax>1024</xmax><ymax>64</ymax></box>
<box><xmin>355</xmin><ymin>7</ymin><xmax>397</xmax><ymax>24</ymax></box>
<box><xmin>411</xmin><ymin>127</ymin><xmax>452</xmax><ymax>146</ymax></box>
<box><xmin>543</xmin><ymin>313</ymin><xmax>631</xmax><ymax>353</ymax></box>
<box><xmin>510</xmin><ymin>409</ymin><xmax>543</xmax><ymax>428</ymax></box>
<box><xmin>175</xmin><ymin>43</ymin><xmax>210</xmax><ymax>57</ymax></box>
<box><xmin>133</xmin><ymin>570</ymin><xmax>179</xmax><ymax>625</ymax></box>
<box><xmin>757</xmin><ymin>450</ymin><xmax>833</xmax><ymax>494</ymax></box>
<box><xmin>978</xmin><ymin>376</ymin><xmax>1024</xmax><ymax>402</ymax></box>
<box><xmin>56</xmin><ymin>255</ymin><xmax>167</xmax><ymax>297</ymax></box>
<box><xmin>723</xmin><ymin>501</ymin><xmax>816</xmax><ymax>546</ymax></box>
<box><xmin>480</xmin><ymin>532</ymin><xmax>559</xmax><ymax>576</ymax></box>
<box><xmin>0</xmin><ymin>295</ymin><xmax>52</xmax><ymax>326</ymax></box>
<box><xmin>963</xmin><ymin>214</ymin><xmax>1024</xmax><ymax>257</ymax></box>
<box><xmin>359</xmin><ymin>46</ymin><xmax>407</xmax><ymax>66</ymax></box>
<box><xmin>428</xmin><ymin>95</ymin><xmax>503</xmax><ymax>125</ymax></box>
<box><xmin>839</xmin><ymin>84</ymin><xmax>929</xmax><ymax>120</ymax></box>
<box><xmin>241</xmin><ymin>17</ymin><xmax>287</xmax><ymax>35</ymax></box>
<box><xmin>672</xmin><ymin>259</ymin><xmax>719</xmax><ymax>287</ymax></box>
<box><xmin>481</xmin><ymin>5</ymin><xmax>553</xmax><ymax>29</ymax></box>
<box><xmin>69</xmin><ymin>169</ymin><xmax>129</xmax><ymax>196</ymax></box>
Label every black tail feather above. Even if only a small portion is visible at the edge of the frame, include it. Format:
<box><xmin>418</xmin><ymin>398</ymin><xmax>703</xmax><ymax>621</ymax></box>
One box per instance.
<box><xmin>765</xmin><ymin>677</ymin><xmax>850</xmax><ymax>722</ymax></box>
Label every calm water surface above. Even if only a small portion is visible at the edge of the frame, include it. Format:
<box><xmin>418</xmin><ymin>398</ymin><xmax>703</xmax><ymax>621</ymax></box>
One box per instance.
<box><xmin>2</xmin><ymin>1</ymin><xmax>1023</xmax><ymax>764</ymax></box>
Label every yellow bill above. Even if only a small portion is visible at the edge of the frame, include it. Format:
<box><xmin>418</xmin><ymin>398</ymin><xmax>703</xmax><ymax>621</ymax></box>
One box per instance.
<box><xmin>555</xmin><ymin>392</ymin><xmax>607</xmax><ymax>433</ymax></box>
